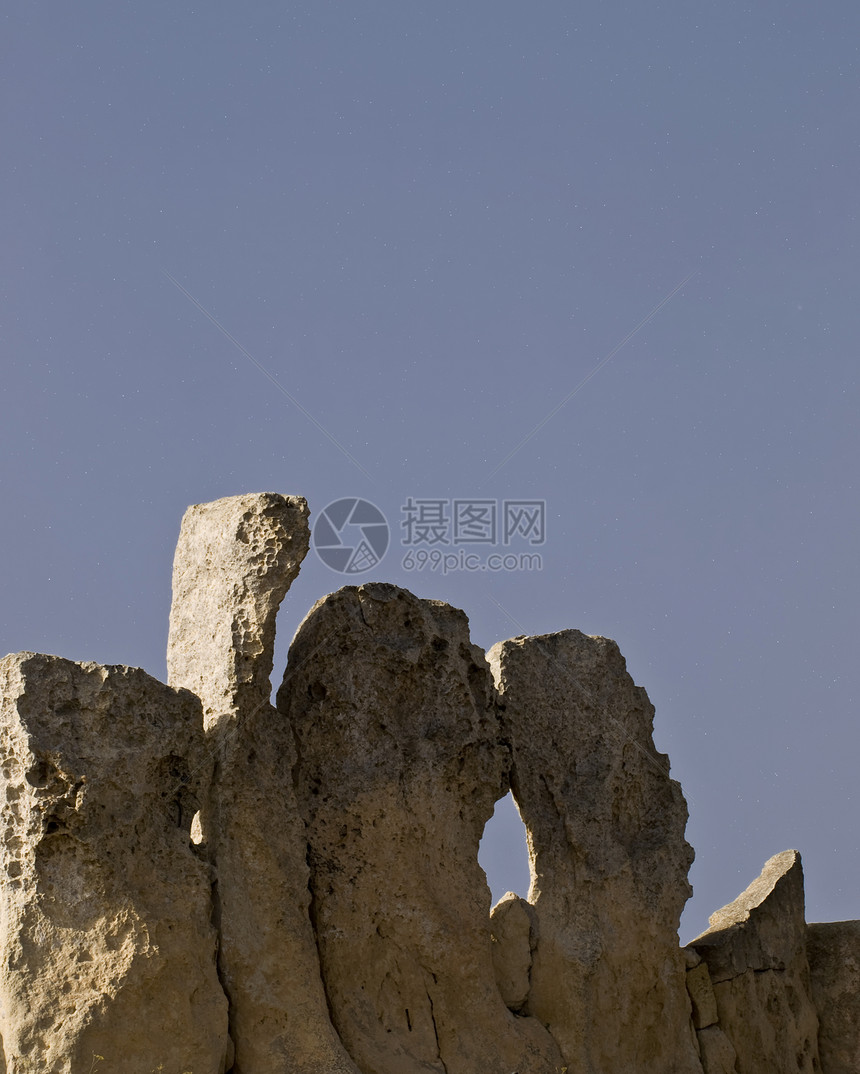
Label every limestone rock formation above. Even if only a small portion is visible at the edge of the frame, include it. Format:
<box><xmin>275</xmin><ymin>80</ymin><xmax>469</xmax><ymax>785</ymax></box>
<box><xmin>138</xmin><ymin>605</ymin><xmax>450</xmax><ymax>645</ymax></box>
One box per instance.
<box><xmin>696</xmin><ymin>1026</ymin><xmax>739</xmax><ymax>1074</ymax></box>
<box><xmin>167</xmin><ymin>491</ymin><xmax>310</xmax><ymax>727</ymax></box>
<box><xmin>487</xmin><ymin>629</ymin><xmax>701</xmax><ymax>1074</ymax></box>
<box><xmin>277</xmin><ymin>584</ymin><xmax>564</xmax><ymax>1074</ymax></box>
<box><xmin>167</xmin><ymin>492</ymin><xmax>358</xmax><ymax>1074</ymax></box>
<box><xmin>489</xmin><ymin>891</ymin><xmax>537</xmax><ymax>1012</ymax></box>
<box><xmin>686</xmin><ymin>960</ymin><xmax>719</xmax><ymax>1030</ymax></box>
<box><xmin>689</xmin><ymin>850</ymin><xmax>820</xmax><ymax>1074</ymax></box>
<box><xmin>806</xmin><ymin>920</ymin><xmax>860</xmax><ymax>1074</ymax></box>
<box><xmin>0</xmin><ymin>652</ymin><xmax>228</xmax><ymax>1074</ymax></box>
<box><xmin>2</xmin><ymin>490</ymin><xmax>858</xmax><ymax>1074</ymax></box>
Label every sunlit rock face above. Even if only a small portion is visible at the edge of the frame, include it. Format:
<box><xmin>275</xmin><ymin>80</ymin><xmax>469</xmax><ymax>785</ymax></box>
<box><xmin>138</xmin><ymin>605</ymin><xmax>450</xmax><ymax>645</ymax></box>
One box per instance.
<box><xmin>488</xmin><ymin>629</ymin><xmax>702</xmax><ymax>1074</ymax></box>
<box><xmin>689</xmin><ymin>850</ymin><xmax>820</xmax><ymax>1074</ymax></box>
<box><xmin>167</xmin><ymin>491</ymin><xmax>310</xmax><ymax>727</ymax></box>
<box><xmin>277</xmin><ymin>582</ymin><xmax>563</xmax><ymax>1074</ymax></box>
<box><xmin>167</xmin><ymin>491</ymin><xmax>358</xmax><ymax>1074</ymax></box>
<box><xmin>0</xmin><ymin>652</ymin><xmax>229</xmax><ymax>1074</ymax></box>
<box><xmin>1</xmin><ymin>490</ymin><xmax>856</xmax><ymax>1074</ymax></box>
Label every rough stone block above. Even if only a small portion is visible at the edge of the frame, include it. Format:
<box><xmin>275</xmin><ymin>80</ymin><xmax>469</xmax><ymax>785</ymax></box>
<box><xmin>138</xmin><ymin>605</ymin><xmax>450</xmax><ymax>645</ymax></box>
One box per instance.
<box><xmin>167</xmin><ymin>491</ymin><xmax>310</xmax><ymax>726</ymax></box>
<box><xmin>807</xmin><ymin>920</ymin><xmax>860</xmax><ymax>1074</ymax></box>
<box><xmin>490</xmin><ymin>891</ymin><xmax>537</xmax><ymax>1012</ymax></box>
<box><xmin>687</xmin><ymin>961</ymin><xmax>719</xmax><ymax>1029</ymax></box>
<box><xmin>167</xmin><ymin>492</ymin><xmax>357</xmax><ymax>1073</ymax></box>
<box><xmin>0</xmin><ymin>652</ymin><xmax>228</xmax><ymax>1074</ymax></box>
<box><xmin>278</xmin><ymin>583</ymin><xmax>563</xmax><ymax>1074</ymax></box>
<box><xmin>488</xmin><ymin>629</ymin><xmax>700</xmax><ymax>1074</ymax></box>
<box><xmin>690</xmin><ymin>850</ymin><xmax>819</xmax><ymax>1074</ymax></box>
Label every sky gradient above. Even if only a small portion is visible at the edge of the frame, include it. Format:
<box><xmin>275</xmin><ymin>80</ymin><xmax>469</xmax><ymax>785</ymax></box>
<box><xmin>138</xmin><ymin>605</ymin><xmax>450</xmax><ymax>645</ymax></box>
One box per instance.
<box><xmin>3</xmin><ymin>2</ymin><xmax>858</xmax><ymax>939</ymax></box>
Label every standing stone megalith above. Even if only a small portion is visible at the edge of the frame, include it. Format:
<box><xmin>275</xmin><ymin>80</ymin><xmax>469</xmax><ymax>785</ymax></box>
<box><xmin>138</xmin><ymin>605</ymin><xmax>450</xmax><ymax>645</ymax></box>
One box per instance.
<box><xmin>807</xmin><ymin>919</ymin><xmax>860</xmax><ymax>1074</ymax></box>
<box><xmin>277</xmin><ymin>583</ymin><xmax>564</xmax><ymax>1074</ymax></box>
<box><xmin>167</xmin><ymin>492</ymin><xmax>359</xmax><ymax>1074</ymax></box>
<box><xmin>488</xmin><ymin>629</ymin><xmax>701</xmax><ymax>1074</ymax></box>
<box><xmin>0</xmin><ymin>652</ymin><xmax>229</xmax><ymax>1074</ymax></box>
<box><xmin>690</xmin><ymin>850</ymin><xmax>820</xmax><ymax>1074</ymax></box>
<box><xmin>167</xmin><ymin>491</ymin><xmax>311</xmax><ymax>727</ymax></box>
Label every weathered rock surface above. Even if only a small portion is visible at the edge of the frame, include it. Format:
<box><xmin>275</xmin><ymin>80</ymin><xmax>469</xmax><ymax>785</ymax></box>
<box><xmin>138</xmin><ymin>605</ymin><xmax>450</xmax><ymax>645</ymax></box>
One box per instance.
<box><xmin>5</xmin><ymin>486</ymin><xmax>859</xmax><ymax>1074</ymax></box>
<box><xmin>687</xmin><ymin>961</ymin><xmax>719</xmax><ymax>1030</ymax></box>
<box><xmin>487</xmin><ymin>629</ymin><xmax>701</xmax><ymax>1074</ymax></box>
<box><xmin>167</xmin><ymin>491</ymin><xmax>310</xmax><ymax>727</ymax></box>
<box><xmin>0</xmin><ymin>652</ymin><xmax>228</xmax><ymax>1074</ymax></box>
<box><xmin>806</xmin><ymin>920</ymin><xmax>860</xmax><ymax>1074</ymax></box>
<box><xmin>490</xmin><ymin>891</ymin><xmax>538</xmax><ymax>1012</ymax></box>
<box><xmin>167</xmin><ymin>492</ymin><xmax>358</xmax><ymax>1074</ymax></box>
<box><xmin>689</xmin><ymin>850</ymin><xmax>819</xmax><ymax>1074</ymax></box>
<box><xmin>697</xmin><ymin>1026</ymin><xmax>739</xmax><ymax>1074</ymax></box>
<box><xmin>277</xmin><ymin>584</ymin><xmax>563</xmax><ymax>1074</ymax></box>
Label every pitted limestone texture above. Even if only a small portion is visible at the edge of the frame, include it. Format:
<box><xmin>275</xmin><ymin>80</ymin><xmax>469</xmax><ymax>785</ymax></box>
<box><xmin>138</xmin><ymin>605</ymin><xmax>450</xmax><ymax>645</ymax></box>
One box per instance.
<box><xmin>277</xmin><ymin>583</ymin><xmax>564</xmax><ymax>1074</ymax></box>
<box><xmin>2</xmin><ymin>489</ymin><xmax>857</xmax><ymax>1074</ymax></box>
<box><xmin>807</xmin><ymin>919</ymin><xmax>860</xmax><ymax>1074</ymax></box>
<box><xmin>690</xmin><ymin>850</ymin><xmax>820</xmax><ymax>1074</ymax></box>
<box><xmin>167</xmin><ymin>491</ymin><xmax>357</xmax><ymax>1074</ymax></box>
<box><xmin>490</xmin><ymin>891</ymin><xmax>538</xmax><ymax>1012</ymax></box>
<box><xmin>167</xmin><ymin>491</ymin><xmax>310</xmax><ymax>727</ymax></box>
<box><xmin>487</xmin><ymin>629</ymin><xmax>701</xmax><ymax>1074</ymax></box>
<box><xmin>0</xmin><ymin>652</ymin><xmax>228</xmax><ymax>1074</ymax></box>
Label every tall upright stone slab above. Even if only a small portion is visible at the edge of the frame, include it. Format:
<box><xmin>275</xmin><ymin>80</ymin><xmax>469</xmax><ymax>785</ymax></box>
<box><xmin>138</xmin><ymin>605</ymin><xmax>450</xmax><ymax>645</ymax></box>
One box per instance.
<box><xmin>167</xmin><ymin>491</ymin><xmax>311</xmax><ymax>727</ymax></box>
<box><xmin>277</xmin><ymin>583</ymin><xmax>563</xmax><ymax>1074</ymax></box>
<box><xmin>487</xmin><ymin>629</ymin><xmax>701</xmax><ymax>1074</ymax></box>
<box><xmin>690</xmin><ymin>851</ymin><xmax>820</xmax><ymax>1074</ymax></box>
<box><xmin>0</xmin><ymin>652</ymin><xmax>228</xmax><ymax>1074</ymax></box>
<box><xmin>167</xmin><ymin>493</ymin><xmax>358</xmax><ymax>1074</ymax></box>
<box><xmin>807</xmin><ymin>920</ymin><xmax>860</xmax><ymax>1074</ymax></box>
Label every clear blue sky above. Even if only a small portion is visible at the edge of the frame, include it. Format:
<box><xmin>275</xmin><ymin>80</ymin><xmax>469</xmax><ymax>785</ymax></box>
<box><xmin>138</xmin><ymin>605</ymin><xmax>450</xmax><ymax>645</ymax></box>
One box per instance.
<box><xmin>3</xmin><ymin>2</ymin><xmax>858</xmax><ymax>939</ymax></box>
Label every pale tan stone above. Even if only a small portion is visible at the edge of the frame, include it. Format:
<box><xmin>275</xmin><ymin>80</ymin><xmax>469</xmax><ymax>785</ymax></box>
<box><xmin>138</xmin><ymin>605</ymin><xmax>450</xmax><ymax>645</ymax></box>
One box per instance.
<box><xmin>690</xmin><ymin>851</ymin><xmax>819</xmax><ymax>1074</ymax></box>
<box><xmin>277</xmin><ymin>584</ymin><xmax>564</xmax><ymax>1074</ymax></box>
<box><xmin>807</xmin><ymin>920</ymin><xmax>860</xmax><ymax>1074</ymax></box>
<box><xmin>697</xmin><ymin>1026</ymin><xmax>739</xmax><ymax>1074</ymax></box>
<box><xmin>488</xmin><ymin>629</ymin><xmax>701</xmax><ymax>1074</ymax></box>
<box><xmin>0</xmin><ymin>652</ymin><xmax>229</xmax><ymax>1074</ymax></box>
<box><xmin>490</xmin><ymin>891</ymin><xmax>537</xmax><ymax>1012</ymax></box>
<box><xmin>687</xmin><ymin>961</ymin><xmax>719</xmax><ymax>1029</ymax></box>
<box><xmin>167</xmin><ymin>491</ymin><xmax>310</xmax><ymax>726</ymax></box>
<box><xmin>167</xmin><ymin>492</ymin><xmax>358</xmax><ymax>1074</ymax></box>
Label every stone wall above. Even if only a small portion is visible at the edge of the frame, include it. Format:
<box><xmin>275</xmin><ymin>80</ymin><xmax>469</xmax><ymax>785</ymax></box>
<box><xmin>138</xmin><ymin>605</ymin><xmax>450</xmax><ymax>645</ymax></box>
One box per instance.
<box><xmin>0</xmin><ymin>492</ymin><xmax>855</xmax><ymax>1073</ymax></box>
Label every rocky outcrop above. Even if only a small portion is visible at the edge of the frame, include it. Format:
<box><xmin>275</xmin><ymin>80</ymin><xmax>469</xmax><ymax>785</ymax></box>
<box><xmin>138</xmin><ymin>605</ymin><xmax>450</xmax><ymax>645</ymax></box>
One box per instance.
<box><xmin>167</xmin><ymin>492</ymin><xmax>310</xmax><ymax>727</ymax></box>
<box><xmin>689</xmin><ymin>850</ymin><xmax>820</xmax><ymax>1074</ymax></box>
<box><xmin>807</xmin><ymin>920</ymin><xmax>860</xmax><ymax>1074</ymax></box>
<box><xmin>167</xmin><ymin>492</ymin><xmax>358</xmax><ymax>1074</ymax></box>
<box><xmin>489</xmin><ymin>891</ymin><xmax>538</xmax><ymax>1012</ymax></box>
<box><xmin>696</xmin><ymin>1025</ymin><xmax>739</xmax><ymax>1074</ymax></box>
<box><xmin>2</xmin><ymin>490</ymin><xmax>857</xmax><ymax>1074</ymax></box>
<box><xmin>488</xmin><ymin>630</ymin><xmax>700</xmax><ymax>1074</ymax></box>
<box><xmin>277</xmin><ymin>584</ymin><xmax>563</xmax><ymax>1074</ymax></box>
<box><xmin>0</xmin><ymin>652</ymin><xmax>228</xmax><ymax>1074</ymax></box>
